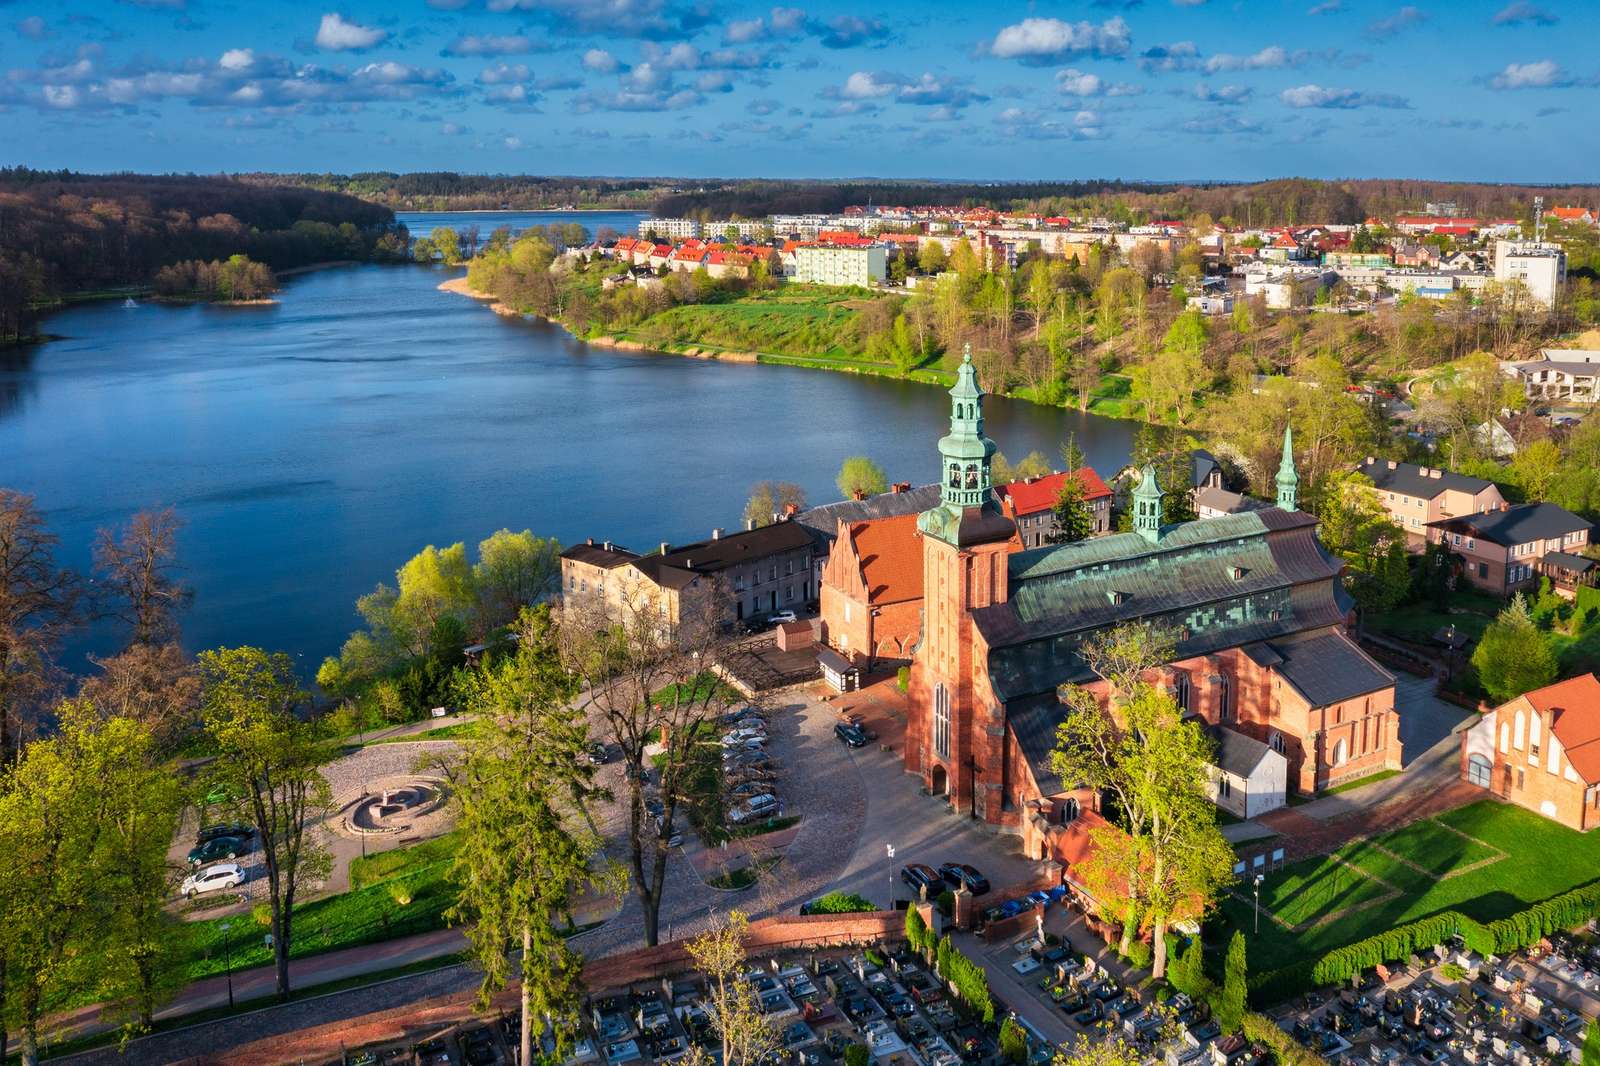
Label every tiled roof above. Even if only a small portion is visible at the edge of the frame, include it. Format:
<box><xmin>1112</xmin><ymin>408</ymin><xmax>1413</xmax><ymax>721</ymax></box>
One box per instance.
<box><xmin>1430</xmin><ymin>503</ymin><xmax>1591</xmax><ymax>547</ymax></box>
<box><xmin>1195</xmin><ymin>486</ymin><xmax>1270</xmax><ymax>516</ymax></box>
<box><xmin>846</xmin><ymin>514</ymin><xmax>924</xmax><ymax>606</ymax></box>
<box><xmin>1524</xmin><ymin>674</ymin><xmax>1600</xmax><ymax>784</ymax></box>
<box><xmin>793</xmin><ymin>485</ymin><xmax>942</xmax><ymax>547</ymax></box>
<box><xmin>1357</xmin><ymin>457</ymin><xmax>1495</xmax><ymax>500</ymax></box>
<box><xmin>996</xmin><ymin>467</ymin><xmax>1112</xmax><ymax>517</ymax></box>
<box><xmin>560</xmin><ymin>542</ymin><xmax>639</xmax><ymax>569</ymax></box>
<box><xmin>1267</xmin><ymin>629</ymin><xmax>1393</xmax><ymax>708</ymax></box>
<box><xmin>631</xmin><ymin>521</ymin><xmax>813</xmax><ymax>591</ymax></box>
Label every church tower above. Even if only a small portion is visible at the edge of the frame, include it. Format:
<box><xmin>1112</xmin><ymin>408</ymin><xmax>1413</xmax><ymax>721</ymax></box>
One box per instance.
<box><xmin>1276</xmin><ymin>423</ymin><xmax>1300</xmax><ymax>512</ymax></box>
<box><xmin>1133</xmin><ymin>465</ymin><xmax>1164</xmax><ymax>543</ymax></box>
<box><xmin>908</xmin><ymin>346</ymin><xmax>1016</xmax><ymax>822</ymax></box>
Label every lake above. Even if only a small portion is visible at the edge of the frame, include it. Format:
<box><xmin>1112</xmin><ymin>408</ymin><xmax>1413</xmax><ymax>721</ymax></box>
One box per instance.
<box><xmin>4</xmin><ymin>211</ymin><xmax>1136</xmax><ymax>673</ymax></box>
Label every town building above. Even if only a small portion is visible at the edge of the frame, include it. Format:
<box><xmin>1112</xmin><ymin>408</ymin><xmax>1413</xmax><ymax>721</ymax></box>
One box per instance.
<box><xmin>1428</xmin><ymin>503</ymin><xmax>1593</xmax><ymax>597</ymax></box>
<box><xmin>793</xmin><ymin>482</ymin><xmax>941</xmax><ymax>591</ymax></box>
<box><xmin>1494</xmin><ymin>239</ymin><xmax>1568</xmax><ymax>309</ymax></box>
<box><xmin>1194</xmin><ymin>486</ymin><xmax>1271</xmax><ymax>520</ymax></box>
<box><xmin>793</xmin><ymin>244</ymin><xmax>887</xmax><ymax>288</ymax></box>
<box><xmin>1244</xmin><ymin>266</ymin><xmax>1329</xmax><ymax>309</ymax></box>
<box><xmin>901</xmin><ymin>355</ymin><xmax>1399</xmax><ymax>863</ymax></box>
<box><xmin>994</xmin><ymin>468</ymin><xmax>1113</xmax><ymax>547</ymax></box>
<box><xmin>1502</xmin><ymin>350</ymin><xmax>1600</xmax><ymax>404</ymax></box>
<box><xmin>1206</xmin><ymin>726</ymin><xmax>1289</xmax><ymax>820</ymax></box>
<box><xmin>559</xmin><ymin>539</ymin><xmax>641</xmax><ymax>620</ymax></box>
<box><xmin>639</xmin><ymin>218</ymin><xmax>702</xmax><ymax>240</ymax></box>
<box><xmin>818</xmin><ymin>514</ymin><xmax>924</xmax><ymax>671</ymax></box>
<box><xmin>1460</xmin><ymin>674</ymin><xmax>1600</xmax><ymax>831</ymax></box>
<box><xmin>1355</xmin><ymin>457</ymin><xmax>1507</xmax><ymax>546</ymax></box>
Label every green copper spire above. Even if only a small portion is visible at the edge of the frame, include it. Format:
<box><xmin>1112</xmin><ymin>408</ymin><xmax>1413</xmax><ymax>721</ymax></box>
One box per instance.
<box><xmin>937</xmin><ymin>344</ymin><xmax>997</xmax><ymax>510</ymax></box>
<box><xmin>1133</xmin><ymin>465</ymin><xmax>1163</xmax><ymax>543</ymax></box>
<box><xmin>1276</xmin><ymin>421</ymin><xmax>1299</xmax><ymax>511</ymax></box>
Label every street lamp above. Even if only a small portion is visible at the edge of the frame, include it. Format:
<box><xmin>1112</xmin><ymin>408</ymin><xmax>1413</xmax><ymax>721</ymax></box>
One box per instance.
<box><xmin>886</xmin><ymin>843</ymin><xmax>897</xmax><ymax>908</ymax></box>
<box><xmin>220</xmin><ymin>920</ymin><xmax>235</xmax><ymax>1009</ymax></box>
<box><xmin>1253</xmin><ymin>874</ymin><xmax>1265</xmax><ymax>934</ymax></box>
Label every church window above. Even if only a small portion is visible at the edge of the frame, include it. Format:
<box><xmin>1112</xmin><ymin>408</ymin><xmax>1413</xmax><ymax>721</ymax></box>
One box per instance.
<box><xmin>949</xmin><ymin>463</ymin><xmax>960</xmax><ymax>488</ymax></box>
<box><xmin>965</xmin><ymin>464</ymin><xmax>978</xmax><ymax>489</ymax></box>
<box><xmin>1173</xmin><ymin>671</ymin><xmax>1191</xmax><ymax>713</ymax></box>
<box><xmin>1219</xmin><ymin>776</ymin><xmax>1232</xmax><ymax>798</ymax></box>
<box><xmin>1270</xmin><ymin>731</ymin><xmax>1285</xmax><ymax>754</ymax></box>
<box><xmin>1060</xmin><ymin>797</ymin><xmax>1079</xmax><ymax>824</ymax></box>
<box><xmin>933</xmin><ymin>684</ymin><xmax>951</xmax><ymax>759</ymax></box>
<box><xmin>1332</xmin><ymin>738</ymin><xmax>1348</xmax><ymax>767</ymax></box>
<box><xmin>1218</xmin><ymin>675</ymin><xmax>1232</xmax><ymax>722</ymax></box>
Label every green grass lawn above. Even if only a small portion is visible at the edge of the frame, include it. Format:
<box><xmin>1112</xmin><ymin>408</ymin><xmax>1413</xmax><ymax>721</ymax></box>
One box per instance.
<box><xmin>1216</xmin><ymin>802</ymin><xmax>1600</xmax><ymax>973</ymax></box>
<box><xmin>636</xmin><ymin>286</ymin><xmax>882</xmax><ymax>359</ymax></box>
<box><xmin>1322</xmin><ymin>769</ymin><xmax>1402</xmax><ymax>796</ymax></box>
<box><xmin>1085</xmin><ymin>374</ymin><xmax>1137</xmax><ymax>418</ymax></box>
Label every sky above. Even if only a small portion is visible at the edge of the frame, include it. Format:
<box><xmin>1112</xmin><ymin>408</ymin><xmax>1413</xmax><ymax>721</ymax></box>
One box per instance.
<box><xmin>0</xmin><ymin>0</ymin><xmax>1593</xmax><ymax>182</ymax></box>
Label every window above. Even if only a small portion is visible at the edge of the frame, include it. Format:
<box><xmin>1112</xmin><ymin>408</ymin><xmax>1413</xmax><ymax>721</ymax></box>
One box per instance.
<box><xmin>1332</xmin><ymin>738</ymin><xmax>1348</xmax><ymax>767</ymax></box>
<box><xmin>1060</xmin><ymin>797</ymin><xmax>1079</xmax><ymax>825</ymax></box>
<box><xmin>933</xmin><ymin>684</ymin><xmax>951</xmax><ymax>759</ymax></box>
<box><xmin>1173</xmin><ymin>671</ymin><xmax>1191</xmax><ymax>713</ymax></box>
<box><xmin>1218</xmin><ymin>675</ymin><xmax>1232</xmax><ymax>723</ymax></box>
<box><xmin>1270</xmin><ymin>732</ymin><xmax>1285</xmax><ymax>754</ymax></box>
<box><xmin>786</xmin><ymin>560</ymin><xmax>795</xmax><ymax>576</ymax></box>
<box><xmin>1219</xmin><ymin>776</ymin><xmax>1232</xmax><ymax>798</ymax></box>
<box><xmin>1467</xmin><ymin>754</ymin><xmax>1492</xmax><ymax>788</ymax></box>
<box><xmin>844</xmin><ymin>602</ymin><xmax>852</xmax><ymax>623</ymax></box>
<box><xmin>1517</xmin><ymin>768</ymin><xmax>1526</xmax><ymax>791</ymax></box>
<box><xmin>769</xmin><ymin>565</ymin><xmax>777</xmax><ymax>581</ymax></box>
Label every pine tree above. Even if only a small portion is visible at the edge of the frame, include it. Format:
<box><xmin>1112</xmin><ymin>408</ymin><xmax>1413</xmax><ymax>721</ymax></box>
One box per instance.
<box><xmin>1217</xmin><ymin>931</ymin><xmax>1248</xmax><ymax>1034</ymax></box>
<box><xmin>1047</xmin><ymin>475</ymin><xmax>1096</xmax><ymax>544</ymax></box>
<box><xmin>1472</xmin><ymin>594</ymin><xmax>1559</xmax><ymax>702</ymax></box>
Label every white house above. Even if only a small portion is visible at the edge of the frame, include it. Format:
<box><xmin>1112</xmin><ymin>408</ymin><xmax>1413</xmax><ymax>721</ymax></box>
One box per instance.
<box><xmin>1206</xmin><ymin>727</ymin><xmax>1288</xmax><ymax>820</ymax></box>
<box><xmin>1503</xmin><ymin>349</ymin><xmax>1600</xmax><ymax>404</ymax></box>
<box><xmin>1494</xmin><ymin>240</ymin><xmax>1567</xmax><ymax>308</ymax></box>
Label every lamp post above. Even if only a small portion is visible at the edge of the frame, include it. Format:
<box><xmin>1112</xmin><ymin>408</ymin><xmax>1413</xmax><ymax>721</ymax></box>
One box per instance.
<box><xmin>1253</xmin><ymin>874</ymin><xmax>1265</xmax><ymax>934</ymax></box>
<box><xmin>886</xmin><ymin>843</ymin><xmax>896</xmax><ymax>908</ymax></box>
<box><xmin>220</xmin><ymin>920</ymin><xmax>235</xmax><ymax>1009</ymax></box>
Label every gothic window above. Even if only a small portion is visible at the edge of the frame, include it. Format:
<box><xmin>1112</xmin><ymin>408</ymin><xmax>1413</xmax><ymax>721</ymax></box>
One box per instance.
<box><xmin>1332</xmin><ymin>738</ymin><xmax>1348</xmax><ymax>767</ymax></box>
<box><xmin>1173</xmin><ymin>671</ymin><xmax>1191</xmax><ymax>713</ymax></box>
<box><xmin>1467</xmin><ymin>754</ymin><xmax>1492</xmax><ymax>788</ymax></box>
<box><xmin>949</xmin><ymin>463</ymin><xmax>960</xmax><ymax>488</ymax></box>
<box><xmin>1218</xmin><ymin>675</ymin><xmax>1232</xmax><ymax>722</ymax></box>
<box><xmin>1060</xmin><ymin>797</ymin><xmax>1079</xmax><ymax>825</ymax></box>
<box><xmin>933</xmin><ymin>684</ymin><xmax>951</xmax><ymax>759</ymax></box>
<box><xmin>1270</xmin><ymin>731</ymin><xmax>1285</xmax><ymax>754</ymax></box>
<box><xmin>1219</xmin><ymin>776</ymin><xmax>1232</xmax><ymax>798</ymax></box>
<box><xmin>965</xmin><ymin>464</ymin><xmax>978</xmax><ymax>489</ymax></box>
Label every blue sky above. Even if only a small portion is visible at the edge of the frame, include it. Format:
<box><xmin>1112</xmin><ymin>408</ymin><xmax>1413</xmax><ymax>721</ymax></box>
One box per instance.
<box><xmin>0</xmin><ymin>0</ymin><xmax>1592</xmax><ymax>180</ymax></box>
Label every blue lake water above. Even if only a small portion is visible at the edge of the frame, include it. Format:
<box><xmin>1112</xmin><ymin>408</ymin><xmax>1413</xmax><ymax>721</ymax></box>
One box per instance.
<box><xmin>3</xmin><ymin>212</ymin><xmax>1136</xmax><ymax>673</ymax></box>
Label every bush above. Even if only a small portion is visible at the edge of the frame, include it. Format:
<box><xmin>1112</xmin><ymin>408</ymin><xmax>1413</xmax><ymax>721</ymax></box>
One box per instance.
<box><xmin>1217</xmin><ymin>932</ymin><xmax>1247</xmax><ymax>1034</ymax></box>
<box><xmin>809</xmin><ymin>891</ymin><xmax>877</xmax><ymax>915</ymax></box>
<box><xmin>935</xmin><ymin>936</ymin><xmax>994</xmax><ymax>1024</ymax></box>
<box><xmin>905</xmin><ymin>906</ymin><xmax>929</xmax><ymax>954</ymax></box>
<box><xmin>1125</xmin><ymin>940</ymin><xmax>1153</xmax><ymax>970</ymax></box>
<box><xmin>843</xmin><ymin>1046</ymin><xmax>869</xmax><ymax>1066</ymax></box>
<box><xmin>897</xmin><ymin>666</ymin><xmax>910</xmax><ymax>693</ymax></box>
<box><xmin>999</xmin><ymin>1017</ymin><xmax>1028</xmax><ymax>1065</ymax></box>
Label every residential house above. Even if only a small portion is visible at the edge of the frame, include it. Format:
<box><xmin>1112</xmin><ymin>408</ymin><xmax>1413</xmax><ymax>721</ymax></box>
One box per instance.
<box><xmin>1428</xmin><ymin>503</ymin><xmax>1593</xmax><ymax>597</ymax></box>
<box><xmin>1355</xmin><ymin>457</ymin><xmax>1507</xmax><ymax>547</ymax></box>
<box><xmin>1460</xmin><ymin>674</ymin><xmax>1600</xmax><ymax>831</ymax></box>
<box><xmin>1206</xmin><ymin>726</ymin><xmax>1288</xmax><ymax>820</ymax></box>
<box><xmin>792</xmin><ymin>482</ymin><xmax>941</xmax><ymax>591</ymax></box>
<box><xmin>1194</xmin><ymin>486</ymin><xmax>1271</xmax><ymax>520</ymax></box>
<box><xmin>1187</xmin><ymin>294</ymin><xmax>1234</xmax><ymax>315</ymax></box>
<box><xmin>1551</xmin><ymin>207</ymin><xmax>1597</xmax><ymax>227</ymax></box>
<box><xmin>819</xmin><ymin>514</ymin><xmax>924</xmax><ymax>670</ymax></box>
<box><xmin>1393</xmin><ymin>241</ymin><xmax>1441</xmax><ymax>268</ymax></box>
<box><xmin>793</xmin><ymin>244</ymin><xmax>887</xmax><ymax>287</ymax></box>
<box><xmin>994</xmin><ymin>468</ymin><xmax>1114</xmax><ymax>547</ymax></box>
<box><xmin>1503</xmin><ymin>350</ymin><xmax>1600</xmax><ymax>404</ymax></box>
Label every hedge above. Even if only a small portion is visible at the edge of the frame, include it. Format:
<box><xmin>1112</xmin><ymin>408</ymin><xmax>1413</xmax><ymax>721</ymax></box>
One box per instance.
<box><xmin>935</xmin><ymin>935</ymin><xmax>995</xmax><ymax>1024</ymax></box>
<box><xmin>1247</xmin><ymin>879</ymin><xmax>1600</xmax><ymax>1004</ymax></box>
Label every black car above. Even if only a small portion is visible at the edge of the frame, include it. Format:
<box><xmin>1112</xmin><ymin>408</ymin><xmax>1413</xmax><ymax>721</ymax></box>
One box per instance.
<box><xmin>582</xmin><ymin>741</ymin><xmax>610</xmax><ymax>765</ymax></box>
<box><xmin>834</xmin><ymin>722</ymin><xmax>869</xmax><ymax>748</ymax></box>
<box><xmin>196</xmin><ymin>822</ymin><xmax>253</xmax><ymax>846</ymax></box>
<box><xmin>900</xmin><ymin>863</ymin><xmax>942</xmax><ymax>894</ymax></box>
<box><xmin>937</xmin><ymin>862</ymin><xmax>990</xmax><ymax>896</ymax></box>
<box><xmin>187</xmin><ymin>835</ymin><xmax>248</xmax><ymax>865</ymax></box>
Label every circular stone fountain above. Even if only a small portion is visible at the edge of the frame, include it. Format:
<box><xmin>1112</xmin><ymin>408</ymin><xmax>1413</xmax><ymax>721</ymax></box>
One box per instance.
<box><xmin>337</xmin><ymin>776</ymin><xmax>450</xmax><ymax>837</ymax></box>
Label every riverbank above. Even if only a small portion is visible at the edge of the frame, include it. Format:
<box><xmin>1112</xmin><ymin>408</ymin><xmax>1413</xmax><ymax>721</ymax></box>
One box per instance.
<box><xmin>434</xmin><ymin>269</ymin><xmax>1149</xmax><ymax>422</ymax></box>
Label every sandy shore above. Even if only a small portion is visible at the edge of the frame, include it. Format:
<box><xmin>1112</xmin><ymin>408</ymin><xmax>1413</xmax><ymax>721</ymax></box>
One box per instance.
<box><xmin>435</xmin><ymin>274</ymin><xmax>523</xmax><ymax>318</ymax></box>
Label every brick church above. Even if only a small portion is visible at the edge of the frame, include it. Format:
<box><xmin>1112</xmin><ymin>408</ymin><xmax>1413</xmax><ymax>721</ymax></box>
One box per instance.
<box><xmin>904</xmin><ymin>353</ymin><xmax>1401</xmax><ymax>863</ymax></box>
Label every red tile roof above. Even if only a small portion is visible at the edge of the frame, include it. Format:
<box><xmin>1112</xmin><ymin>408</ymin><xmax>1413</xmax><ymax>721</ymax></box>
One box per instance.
<box><xmin>846</xmin><ymin>514</ymin><xmax>923</xmax><ymax>606</ymax></box>
<box><xmin>996</xmin><ymin>468</ymin><xmax>1112</xmax><ymax>517</ymax></box>
<box><xmin>1524</xmin><ymin>673</ymin><xmax>1600</xmax><ymax>783</ymax></box>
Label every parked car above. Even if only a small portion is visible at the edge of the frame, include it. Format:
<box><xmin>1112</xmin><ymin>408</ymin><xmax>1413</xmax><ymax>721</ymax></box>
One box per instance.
<box><xmin>196</xmin><ymin>822</ymin><xmax>253</xmax><ymax>846</ymax></box>
<box><xmin>181</xmin><ymin>862</ymin><xmax>244</xmax><ymax>898</ymax></box>
<box><xmin>900</xmin><ymin>863</ymin><xmax>942</xmax><ymax>895</ymax></box>
<box><xmin>727</xmin><ymin>781</ymin><xmax>770</xmax><ymax>799</ymax></box>
<box><xmin>581</xmin><ymin>742</ymin><xmax>610</xmax><ymax>766</ymax></box>
<box><xmin>770</xmin><ymin>610</ymin><xmax>798</xmax><ymax>625</ymax></box>
<box><xmin>938</xmin><ymin>862</ymin><xmax>990</xmax><ymax>896</ymax></box>
<box><xmin>729</xmin><ymin>794</ymin><xmax>780</xmax><ymax>825</ymax></box>
<box><xmin>188</xmin><ymin>835</ymin><xmax>249</xmax><ymax>865</ymax></box>
<box><xmin>834</xmin><ymin>722</ymin><xmax>869</xmax><ymax>748</ymax></box>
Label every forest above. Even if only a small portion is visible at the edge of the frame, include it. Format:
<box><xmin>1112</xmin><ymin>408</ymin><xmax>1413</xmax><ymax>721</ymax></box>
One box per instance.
<box><xmin>0</xmin><ymin>169</ymin><xmax>408</xmax><ymax>343</ymax></box>
<box><xmin>240</xmin><ymin>171</ymin><xmax>670</xmax><ymax>211</ymax></box>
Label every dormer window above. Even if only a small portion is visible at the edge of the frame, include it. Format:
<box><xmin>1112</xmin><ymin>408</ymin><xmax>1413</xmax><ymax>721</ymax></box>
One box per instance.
<box><xmin>1227</xmin><ymin>565</ymin><xmax>1247</xmax><ymax>580</ymax></box>
<box><xmin>1107</xmin><ymin>590</ymin><xmax>1128</xmax><ymax>606</ymax></box>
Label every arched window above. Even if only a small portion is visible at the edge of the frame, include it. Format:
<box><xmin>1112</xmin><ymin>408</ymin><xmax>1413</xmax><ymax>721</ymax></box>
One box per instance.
<box><xmin>1060</xmin><ymin>797</ymin><xmax>1079</xmax><ymax>825</ymax></box>
<box><xmin>1173</xmin><ymin>671</ymin><xmax>1191</xmax><ymax>713</ymax></box>
<box><xmin>948</xmin><ymin>463</ymin><xmax>960</xmax><ymax>488</ymax></box>
<box><xmin>933</xmin><ymin>683</ymin><xmax>951</xmax><ymax>758</ymax></box>
<box><xmin>1467</xmin><ymin>753</ymin><xmax>1492</xmax><ymax>788</ymax></box>
<box><xmin>1217</xmin><ymin>675</ymin><xmax>1232</xmax><ymax>722</ymax></box>
<box><xmin>964</xmin><ymin>464</ymin><xmax>978</xmax><ymax>489</ymax></box>
<box><xmin>1332</xmin><ymin>738</ymin><xmax>1348</xmax><ymax>767</ymax></box>
<box><xmin>1270</xmin><ymin>731</ymin><xmax>1285</xmax><ymax>754</ymax></box>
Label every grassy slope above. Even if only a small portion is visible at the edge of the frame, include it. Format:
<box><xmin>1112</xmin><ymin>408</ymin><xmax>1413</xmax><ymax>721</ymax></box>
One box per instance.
<box><xmin>1218</xmin><ymin>801</ymin><xmax>1600</xmax><ymax>972</ymax></box>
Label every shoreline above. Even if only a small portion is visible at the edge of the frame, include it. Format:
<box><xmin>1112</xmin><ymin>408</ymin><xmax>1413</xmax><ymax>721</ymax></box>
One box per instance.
<box><xmin>434</xmin><ymin>270</ymin><xmax>1132</xmax><ymax>419</ymax></box>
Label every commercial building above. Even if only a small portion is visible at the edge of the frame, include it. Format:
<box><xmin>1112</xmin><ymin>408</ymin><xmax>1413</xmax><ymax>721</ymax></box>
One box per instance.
<box><xmin>793</xmin><ymin>244</ymin><xmax>887</xmax><ymax>288</ymax></box>
<box><xmin>899</xmin><ymin>354</ymin><xmax>1397</xmax><ymax>864</ymax></box>
<box><xmin>1355</xmin><ymin>457</ymin><xmax>1507</xmax><ymax>546</ymax></box>
<box><xmin>1461</xmin><ymin>674</ymin><xmax>1600</xmax><ymax>831</ymax></box>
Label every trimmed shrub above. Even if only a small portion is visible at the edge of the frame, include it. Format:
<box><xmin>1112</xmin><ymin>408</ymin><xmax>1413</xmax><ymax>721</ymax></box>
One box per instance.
<box><xmin>1217</xmin><ymin>932</ymin><xmax>1247</xmax><ymax>1034</ymax></box>
<box><xmin>807</xmin><ymin>891</ymin><xmax>876</xmax><ymax>915</ymax></box>
<box><xmin>905</xmin><ymin>906</ymin><xmax>928</xmax><ymax>954</ymax></box>
<box><xmin>999</xmin><ymin>1017</ymin><xmax>1028</xmax><ymax>1065</ymax></box>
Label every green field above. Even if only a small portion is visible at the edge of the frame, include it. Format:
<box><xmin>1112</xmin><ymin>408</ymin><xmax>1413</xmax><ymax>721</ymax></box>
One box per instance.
<box><xmin>1217</xmin><ymin>802</ymin><xmax>1600</xmax><ymax>972</ymax></box>
<box><xmin>634</xmin><ymin>286</ymin><xmax>882</xmax><ymax>358</ymax></box>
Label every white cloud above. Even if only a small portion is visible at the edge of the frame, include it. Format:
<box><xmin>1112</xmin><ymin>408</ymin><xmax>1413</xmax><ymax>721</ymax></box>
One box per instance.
<box><xmin>1488</xmin><ymin>59</ymin><xmax>1569</xmax><ymax>88</ymax></box>
<box><xmin>1192</xmin><ymin>82</ymin><xmax>1252</xmax><ymax>104</ymax></box>
<box><xmin>1138</xmin><ymin>41</ymin><xmax>1200</xmax><ymax>72</ymax></box>
<box><xmin>840</xmin><ymin>70</ymin><xmax>900</xmax><ymax>99</ymax></box>
<box><xmin>1492</xmin><ymin>2</ymin><xmax>1557</xmax><ymax>26</ymax></box>
<box><xmin>1205</xmin><ymin>46</ymin><xmax>1294</xmax><ymax>72</ymax></box>
<box><xmin>581</xmin><ymin>48</ymin><xmax>619</xmax><ymax>73</ymax></box>
<box><xmin>1279</xmin><ymin>83</ymin><xmax>1409</xmax><ymax>108</ymax></box>
<box><xmin>1365</xmin><ymin>5</ymin><xmax>1427</xmax><ymax>40</ymax></box>
<box><xmin>988</xmin><ymin>17</ymin><xmax>1130</xmax><ymax>64</ymax></box>
<box><xmin>1055</xmin><ymin>68</ymin><xmax>1102</xmax><ymax>96</ymax></box>
<box><xmin>314</xmin><ymin>13</ymin><xmax>389</xmax><ymax>51</ymax></box>
<box><xmin>218</xmin><ymin>48</ymin><xmax>254</xmax><ymax>71</ymax></box>
<box><xmin>443</xmin><ymin>34</ymin><xmax>541</xmax><ymax>56</ymax></box>
<box><xmin>477</xmin><ymin>62</ymin><xmax>531</xmax><ymax>84</ymax></box>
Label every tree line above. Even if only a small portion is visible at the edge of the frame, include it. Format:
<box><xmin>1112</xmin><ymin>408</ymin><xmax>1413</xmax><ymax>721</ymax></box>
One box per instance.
<box><xmin>152</xmin><ymin>255</ymin><xmax>276</xmax><ymax>303</ymax></box>
<box><xmin>0</xmin><ymin>169</ymin><xmax>408</xmax><ymax>342</ymax></box>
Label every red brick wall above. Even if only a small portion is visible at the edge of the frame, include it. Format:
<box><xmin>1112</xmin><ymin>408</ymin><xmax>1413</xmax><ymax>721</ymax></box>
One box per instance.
<box><xmin>1469</xmin><ymin>705</ymin><xmax>1599</xmax><ymax>831</ymax></box>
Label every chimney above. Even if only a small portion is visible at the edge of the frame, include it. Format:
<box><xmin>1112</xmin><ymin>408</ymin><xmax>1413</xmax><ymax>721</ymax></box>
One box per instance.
<box><xmin>1387</xmin><ymin>460</ymin><xmax>1397</xmax><ymax>470</ymax></box>
<box><xmin>783</xmin><ymin>502</ymin><xmax>800</xmax><ymax>516</ymax></box>
<box><xmin>1430</xmin><ymin>469</ymin><xmax>1442</xmax><ymax>479</ymax></box>
<box><xmin>659</xmin><ymin>541</ymin><xmax>670</xmax><ymax>556</ymax></box>
<box><xmin>587</xmin><ymin>537</ymin><xmax>595</xmax><ymax>546</ymax></box>
<box><xmin>603</xmin><ymin>541</ymin><xmax>612</xmax><ymax>552</ymax></box>
<box><xmin>712</xmin><ymin>528</ymin><xmax>724</xmax><ymax>540</ymax></box>
<box><xmin>892</xmin><ymin>482</ymin><xmax>910</xmax><ymax>494</ymax></box>
<box><xmin>745</xmin><ymin>518</ymin><xmax>755</xmax><ymax>532</ymax></box>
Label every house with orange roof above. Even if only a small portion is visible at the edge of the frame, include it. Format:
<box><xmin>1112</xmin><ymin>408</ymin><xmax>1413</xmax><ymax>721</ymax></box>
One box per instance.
<box><xmin>1460</xmin><ymin>673</ymin><xmax>1600</xmax><ymax>831</ymax></box>
<box><xmin>819</xmin><ymin>514</ymin><xmax>927</xmax><ymax>671</ymax></box>
<box><xmin>1551</xmin><ymin>206</ymin><xmax>1596</xmax><ymax>226</ymax></box>
<box><xmin>994</xmin><ymin>468</ymin><xmax>1113</xmax><ymax>547</ymax></box>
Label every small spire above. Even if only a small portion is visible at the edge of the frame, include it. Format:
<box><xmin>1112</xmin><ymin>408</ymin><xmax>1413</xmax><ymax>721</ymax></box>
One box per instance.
<box><xmin>1133</xmin><ymin>464</ymin><xmax>1163</xmax><ymax>543</ymax></box>
<box><xmin>1276</xmin><ymin>421</ymin><xmax>1299</xmax><ymax>511</ymax></box>
<box><xmin>962</xmin><ymin>342</ymin><xmax>972</xmax><ymax>365</ymax></box>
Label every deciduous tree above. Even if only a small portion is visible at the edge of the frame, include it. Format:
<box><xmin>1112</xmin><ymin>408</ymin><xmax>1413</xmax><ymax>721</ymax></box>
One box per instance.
<box><xmin>836</xmin><ymin>456</ymin><xmax>889</xmax><ymax>500</ymax></box>
<box><xmin>744</xmin><ymin>481</ymin><xmax>808</xmax><ymax>528</ymax></box>
<box><xmin>93</xmin><ymin>507</ymin><xmax>191</xmax><ymax>647</ymax></box>
<box><xmin>199</xmin><ymin>647</ymin><xmax>333</xmax><ymax>1000</ymax></box>
<box><xmin>686</xmin><ymin>911</ymin><xmax>780</xmax><ymax>1066</ymax></box>
<box><xmin>1472</xmin><ymin>595</ymin><xmax>1558</xmax><ymax>703</ymax></box>
<box><xmin>0</xmin><ymin>490</ymin><xmax>82</xmax><ymax>764</ymax></box>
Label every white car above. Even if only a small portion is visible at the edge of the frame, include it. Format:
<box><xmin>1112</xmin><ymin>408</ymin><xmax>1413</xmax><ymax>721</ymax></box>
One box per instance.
<box><xmin>769</xmin><ymin>610</ymin><xmax>798</xmax><ymax>625</ymax></box>
<box><xmin>182</xmin><ymin>862</ymin><xmax>244</xmax><ymax>898</ymax></box>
